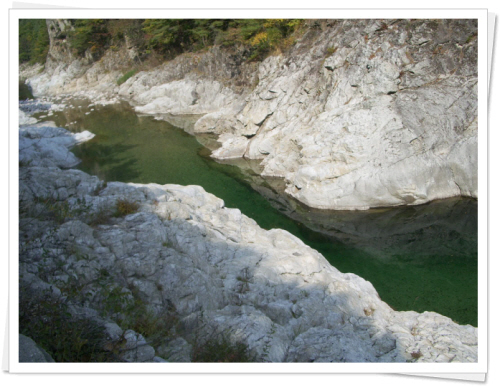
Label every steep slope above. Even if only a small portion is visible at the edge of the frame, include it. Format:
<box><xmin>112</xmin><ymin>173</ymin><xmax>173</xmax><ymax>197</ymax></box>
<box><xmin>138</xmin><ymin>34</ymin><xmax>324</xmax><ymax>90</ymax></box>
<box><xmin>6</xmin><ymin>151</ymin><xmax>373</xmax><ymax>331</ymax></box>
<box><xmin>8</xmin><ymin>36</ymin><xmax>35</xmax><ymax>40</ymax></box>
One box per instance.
<box><xmin>24</xmin><ymin>19</ymin><xmax>478</xmax><ymax>210</ymax></box>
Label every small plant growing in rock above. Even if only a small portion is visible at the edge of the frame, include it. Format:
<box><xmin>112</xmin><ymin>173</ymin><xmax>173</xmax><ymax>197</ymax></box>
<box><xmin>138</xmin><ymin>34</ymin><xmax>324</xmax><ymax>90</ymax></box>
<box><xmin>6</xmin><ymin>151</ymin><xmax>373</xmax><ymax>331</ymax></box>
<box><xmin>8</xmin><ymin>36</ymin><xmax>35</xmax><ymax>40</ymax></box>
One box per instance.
<box><xmin>117</xmin><ymin>69</ymin><xmax>137</xmax><ymax>86</ymax></box>
<box><xmin>114</xmin><ymin>199</ymin><xmax>139</xmax><ymax>217</ymax></box>
<box><xmin>326</xmin><ymin>45</ymin><xmax>337</xmax><ymax>56</ymax></box>
<box><xmin>191</xmin><ymin>334</ymin><xmax>255</xmax><ymax>363</ymax></box>
<box><xmin>19</xmin><ymin>285</ymin><xmax>117</xmax><ymax>362</ymax></box>
<box><xmin>88</xmin><ymin>207</ymin><xmax>112</xmax><ymax>226</ymax></box>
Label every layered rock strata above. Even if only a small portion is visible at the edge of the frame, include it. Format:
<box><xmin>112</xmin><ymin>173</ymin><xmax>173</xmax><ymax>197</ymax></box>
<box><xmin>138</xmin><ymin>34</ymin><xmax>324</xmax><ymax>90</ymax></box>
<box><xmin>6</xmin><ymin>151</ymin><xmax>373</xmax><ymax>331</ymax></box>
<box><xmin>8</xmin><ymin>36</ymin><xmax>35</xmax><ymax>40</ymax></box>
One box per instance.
<box><xmin>24</xmin><ymin>19</ymin><xmax>478</xmax><ymax>210</ymax></box>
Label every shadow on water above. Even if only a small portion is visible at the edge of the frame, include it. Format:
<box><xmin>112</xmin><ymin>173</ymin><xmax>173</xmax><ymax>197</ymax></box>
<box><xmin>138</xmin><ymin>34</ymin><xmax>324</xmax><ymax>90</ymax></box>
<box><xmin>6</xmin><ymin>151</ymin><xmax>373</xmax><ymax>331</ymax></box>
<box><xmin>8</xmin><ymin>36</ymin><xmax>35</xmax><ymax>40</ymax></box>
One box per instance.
<box><xmin>163</xmin><ymin>215</ymin><xmax>421</xmax><ymax>362</ymax></box>
<box><xmin>38</xmin><ymin>97</ymin><xmax>478</xmax><ymax>327</ymax></box>
<box><xmin>202</xmin><ymin>154</ymin><xmax>478</xmax><ymax>326</ymax></box>
<box><xmin>72</xmin><ymin>141</ymin><xmax>140</xmax><ymax>182</ymax></box>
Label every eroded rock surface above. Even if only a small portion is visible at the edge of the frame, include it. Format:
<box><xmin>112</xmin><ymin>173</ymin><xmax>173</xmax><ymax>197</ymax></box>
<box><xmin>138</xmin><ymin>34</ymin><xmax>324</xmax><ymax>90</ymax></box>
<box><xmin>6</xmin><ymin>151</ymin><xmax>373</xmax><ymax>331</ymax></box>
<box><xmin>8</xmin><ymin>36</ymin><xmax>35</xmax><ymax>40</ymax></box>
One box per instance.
<box><xmin>18</xmin><ymin>121</ymin><xmax>478</xmax><ymax>363</ymax></box>
<box><xmin>204</xmin><ymin>19</ymin><xmax>478</xmax><ymax>210</ymax></box>
<box><xmin>24</xmin><ymin>19</ymin><xmax>478</xmax><ymax>210</ymax></box>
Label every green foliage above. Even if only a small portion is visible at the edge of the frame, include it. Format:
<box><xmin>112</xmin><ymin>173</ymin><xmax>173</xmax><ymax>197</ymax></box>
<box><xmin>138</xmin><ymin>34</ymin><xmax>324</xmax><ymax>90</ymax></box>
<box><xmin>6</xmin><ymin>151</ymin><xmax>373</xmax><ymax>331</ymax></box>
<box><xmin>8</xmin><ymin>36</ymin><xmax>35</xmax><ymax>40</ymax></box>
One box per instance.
<box><xmin>141</xmin><ymin>18</ymin><xmax>303</xmax><ymax>60</ymax></box>
<box><xmin>326</xmin><ymin>45</ymin><xmax>338</xmax><ymax>56</ymax></box>
<box><xmin>117</xmin><ymin>69</ymin><xmax>137</xmax><ymax>85</ymax></box>
<box><xmin>19</xmin><ymin>81</ymin><xmax>34</xmax><ymax>100</ymax></box>
<box><xmin>106</xmin><ymin>19</ymin><xmax>144</xmax><ymax>42</ymax></box>
<box><xmin>191</xmin><ymin>333</ymin><xmax>255</xmax><ymax>362</ymax></box>
<box><xmin>19</xmin><ymin>285</ymin><xmax>116</xmax><ymax>362</ymax></box>
<box><xmin>19</xmin><ymin>19</ymin><xmax>50</xmax><ymax>64</ymax></box>
<box><xmin>229</xmin><ymin>19</ymin><xmax>303</xmax><ymax>61</ymax></box>
<box><xmin>69</xmin><ymin>19</ymin><xmax>111</xmax><ymax>56</ymax></box>
<box><xmin>142</xmin><ymin>19</ymin><xmax>192</xmax><ymax>55</ymax></box>
<box><xmin>19</xmin><ymin>18</ymin><xmax>304</xmax><ymax>65</ymax></box>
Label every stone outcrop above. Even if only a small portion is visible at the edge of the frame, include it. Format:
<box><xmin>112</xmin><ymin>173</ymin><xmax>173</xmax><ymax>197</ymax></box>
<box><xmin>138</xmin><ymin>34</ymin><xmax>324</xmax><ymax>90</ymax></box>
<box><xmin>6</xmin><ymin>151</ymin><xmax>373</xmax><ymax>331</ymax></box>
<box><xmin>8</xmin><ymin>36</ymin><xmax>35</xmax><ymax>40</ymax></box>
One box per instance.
<box><xmin>19</xmin><ymin>335</ymin><xmax>55</xmax><ymax>363</ymax></box>
<box><xmin>18</xmin><ymin>117</ymin><xmax>478</xmax><ymax>363</ymax></box>
<box><xmin>194</xmin><ymin>19</ymin><xmax>478</xmax><ymax>210</ymax></box>
<box><xmin>18</xmin><ymin>19</ymin><xmax>479</xmax><ymax>362</ymax></box>
<box><xmin>24</xmin><ymin>19</ymin><xmax>478</xmax><ymax>210</ymax></box>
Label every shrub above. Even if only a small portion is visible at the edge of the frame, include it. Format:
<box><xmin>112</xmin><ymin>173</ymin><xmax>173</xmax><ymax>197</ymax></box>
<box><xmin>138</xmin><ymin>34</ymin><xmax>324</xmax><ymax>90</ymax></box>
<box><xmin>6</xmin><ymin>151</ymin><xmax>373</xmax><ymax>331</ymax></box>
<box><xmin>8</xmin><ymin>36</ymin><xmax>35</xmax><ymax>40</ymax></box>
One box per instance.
<box><xmin>19</xmin><ymin>81</ymin><xmax>34</xmax><ymax>100</ymax></box>
<box><xmin>116</xmin><ymin>69</ymin><xmax>137</xmax><ymax>85</ymax></box>
<box><xmin>19</xmin><ymin>285</ymin><xmax>117</xmax><ymax>362</ymax></box>
<box><xmin>191</xmin><ymin>333</ymin><xmax>255</xmax><ymax>362</ymax></box>
<box><xmin>114</xmin><ymin>199</ymin><xmax>139</xmax><ymax>217</ymax></box>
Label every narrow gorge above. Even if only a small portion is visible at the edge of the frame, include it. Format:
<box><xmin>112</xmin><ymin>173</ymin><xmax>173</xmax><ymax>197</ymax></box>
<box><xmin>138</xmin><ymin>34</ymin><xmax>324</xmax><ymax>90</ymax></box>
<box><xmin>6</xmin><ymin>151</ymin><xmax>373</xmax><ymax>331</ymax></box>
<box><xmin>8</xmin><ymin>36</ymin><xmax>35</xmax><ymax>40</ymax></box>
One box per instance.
<box><xmin>18</xmin><ymin>18</ymin><xmax>478</xmax><ymax>363</ymax></box>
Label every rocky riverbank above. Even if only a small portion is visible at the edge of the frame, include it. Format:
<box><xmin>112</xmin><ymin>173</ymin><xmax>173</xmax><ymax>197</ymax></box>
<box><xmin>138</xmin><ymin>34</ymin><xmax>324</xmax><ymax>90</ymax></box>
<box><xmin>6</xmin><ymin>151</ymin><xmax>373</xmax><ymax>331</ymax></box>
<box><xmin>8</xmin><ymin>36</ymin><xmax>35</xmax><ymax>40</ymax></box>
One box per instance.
<box><xmin>18</xmin><ymin>107</ymin><xmax>478</xmax><ymax>363</ymax></box>
<box><xmin>23</xmin><ymin>18</ymin><xmax>478</xmax><ymax>210</ymax></box>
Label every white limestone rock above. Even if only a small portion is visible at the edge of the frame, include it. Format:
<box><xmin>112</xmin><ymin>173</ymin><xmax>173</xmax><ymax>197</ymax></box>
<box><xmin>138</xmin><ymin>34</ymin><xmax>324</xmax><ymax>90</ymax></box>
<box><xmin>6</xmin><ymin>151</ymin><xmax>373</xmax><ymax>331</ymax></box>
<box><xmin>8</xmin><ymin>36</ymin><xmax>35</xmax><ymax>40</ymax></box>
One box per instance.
<box><xmin>25</xmin><ymin>19</ymin><xmax>477</xmax><ymax>210</ymax></box>
<box><xmin>19</xmin><ymin>124</ymin><xmax>94</xmax><ymax>168</ymax></box>
<box><xmin>18</xmin><ymin>131</ymin><xmax>478</xmax><ymax>362</ymax></box>
<box><xmin>19</xmin><ymin>109</ymin><xmax>38</xmax><ymax>126</ymax></box>
<box><xmin>211</xmin><ymin>134</ymin><xmax>249</xmax><ymax>159</ymax></box>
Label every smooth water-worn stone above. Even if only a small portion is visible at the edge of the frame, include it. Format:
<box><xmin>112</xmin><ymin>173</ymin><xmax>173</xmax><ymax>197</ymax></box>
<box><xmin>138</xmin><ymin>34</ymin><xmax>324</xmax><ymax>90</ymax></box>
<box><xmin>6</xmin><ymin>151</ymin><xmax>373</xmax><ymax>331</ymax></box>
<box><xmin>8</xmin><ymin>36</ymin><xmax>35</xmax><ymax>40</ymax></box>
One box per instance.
<box><xmin>19</xmin><ymin>18</ymin><xmax>478</xmax><ymax>362</ymax></box>
<box><xmin>19</xmin><ymin>334</ymin><xmax>55</xmax><ymax>363</ymax></box>
<box><xmin>19</xmin><ymin>123</ymin><xmax>95</xmax><ymax>168</ymax></box>
<box><xmin>25</xmin><ymin>19</ymin><xmax>477</xmax><ymax>210</ymax></box>
<box><xmin>19</xmin><ymin>109</ymin><xmax>38</xmax><ymax>125</ymax></box>
<box><xmin>18</xmin><ymin>123</ymin><xmax>478</xmax><ymax>362</ymax></box>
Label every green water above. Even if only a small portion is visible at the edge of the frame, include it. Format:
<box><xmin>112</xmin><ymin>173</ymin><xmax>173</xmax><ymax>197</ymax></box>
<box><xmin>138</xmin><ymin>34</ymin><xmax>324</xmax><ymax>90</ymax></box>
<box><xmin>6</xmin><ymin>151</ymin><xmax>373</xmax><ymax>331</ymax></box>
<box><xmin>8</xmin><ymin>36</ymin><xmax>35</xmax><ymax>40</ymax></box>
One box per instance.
<box><xmin>40</xmin><ymin>99</ymin><xmax>478</xmax><ymax>326</ymax></box>
<box><xmin>19</xmin><ymin>81</ymin><xmax>34</xmax><ymax>100</ymax></box>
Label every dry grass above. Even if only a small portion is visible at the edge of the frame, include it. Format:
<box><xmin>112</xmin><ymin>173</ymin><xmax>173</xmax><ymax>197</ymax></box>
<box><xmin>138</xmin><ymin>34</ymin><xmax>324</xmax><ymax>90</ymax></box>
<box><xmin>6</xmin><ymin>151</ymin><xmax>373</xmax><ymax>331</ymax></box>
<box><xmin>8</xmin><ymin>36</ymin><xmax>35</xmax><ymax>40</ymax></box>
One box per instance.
<box><xmin>115</xmin><ymin>199</ymin><xmax>140</xmax><ymax>217</ymax></box>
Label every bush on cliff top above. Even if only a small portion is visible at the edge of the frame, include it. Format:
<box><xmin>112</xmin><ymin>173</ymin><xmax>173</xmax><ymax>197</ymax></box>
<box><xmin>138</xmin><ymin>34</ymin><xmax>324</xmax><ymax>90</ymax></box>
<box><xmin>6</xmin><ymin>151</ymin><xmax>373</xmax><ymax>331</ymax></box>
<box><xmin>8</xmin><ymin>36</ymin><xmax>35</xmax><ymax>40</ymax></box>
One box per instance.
<box><xmin>19</xmin><ymin>19</ymin><xmax>304</xmax><ymax>65</ymax></box>
<box><xmin>142</xmin><ymin>18</ymin><xmax>304</xmax><ymax>61</ymax></box>
<box><xmin>69</xmin><ymin>19</ymin><xmax>111</xmax><ymax>57</ymax></box>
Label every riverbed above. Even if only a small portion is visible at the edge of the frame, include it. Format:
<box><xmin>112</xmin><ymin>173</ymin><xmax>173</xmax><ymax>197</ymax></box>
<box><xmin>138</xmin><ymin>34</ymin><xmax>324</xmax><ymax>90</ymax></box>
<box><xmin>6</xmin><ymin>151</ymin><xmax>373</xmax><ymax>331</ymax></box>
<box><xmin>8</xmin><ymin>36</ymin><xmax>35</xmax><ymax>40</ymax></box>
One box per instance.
<box><xmin>31</xmin><ymin>97</ymin><xmax>478</xmax><ymax>326</ymax></box>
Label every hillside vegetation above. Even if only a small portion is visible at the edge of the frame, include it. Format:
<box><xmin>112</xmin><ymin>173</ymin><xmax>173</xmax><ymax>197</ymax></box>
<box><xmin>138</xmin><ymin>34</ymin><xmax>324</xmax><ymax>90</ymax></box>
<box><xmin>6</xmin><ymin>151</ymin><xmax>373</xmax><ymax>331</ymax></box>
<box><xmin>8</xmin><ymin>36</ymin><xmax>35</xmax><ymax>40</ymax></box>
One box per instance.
<box><xmin>19</xmin><ymin>19</ymin><xmax>50</xmax><ymax>64</ymax></box>
<box><xmin>19</xmin><ymin>19</ymin><xmax>304</xmax><ymax>65</ymax></box>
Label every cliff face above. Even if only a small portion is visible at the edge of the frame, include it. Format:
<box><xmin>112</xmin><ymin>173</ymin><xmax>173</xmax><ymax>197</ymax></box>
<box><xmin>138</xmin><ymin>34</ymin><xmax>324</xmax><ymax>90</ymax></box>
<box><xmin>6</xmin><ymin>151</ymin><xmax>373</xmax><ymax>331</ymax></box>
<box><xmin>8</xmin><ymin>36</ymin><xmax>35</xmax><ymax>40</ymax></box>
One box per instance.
<box><xmin>25</xmin><ymin>19</ymin><xmax>478</xmax><ymax>210</ymax></box>
<box><xmin>18</xmin><ymin>20</ymin><xmax>480</xmax><ymax>363</ymax></box>
<box><xmin>195</xmin><ymin>19</ymin><xmax>478</xmax><ymax>210</ymax></box>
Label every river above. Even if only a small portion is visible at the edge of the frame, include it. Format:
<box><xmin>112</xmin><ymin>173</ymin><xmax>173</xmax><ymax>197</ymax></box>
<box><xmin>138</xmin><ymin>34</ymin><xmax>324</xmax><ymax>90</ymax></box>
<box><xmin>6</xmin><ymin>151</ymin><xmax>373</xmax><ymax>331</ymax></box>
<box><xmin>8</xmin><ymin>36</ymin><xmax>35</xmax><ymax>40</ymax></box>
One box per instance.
<box><xmin>32</xmin><ymin>97</ymin><xmax>478</xmax><ymax>326</ymax></box>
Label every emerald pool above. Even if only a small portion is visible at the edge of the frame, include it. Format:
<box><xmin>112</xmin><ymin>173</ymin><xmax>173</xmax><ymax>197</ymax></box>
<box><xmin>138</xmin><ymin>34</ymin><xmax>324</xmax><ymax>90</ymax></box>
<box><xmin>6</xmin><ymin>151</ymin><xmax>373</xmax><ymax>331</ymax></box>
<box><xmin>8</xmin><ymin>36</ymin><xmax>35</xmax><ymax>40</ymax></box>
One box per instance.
<box><xmin>39</xmin><ymin>98</ymin><xmax>478</xmax><ymax>326</ymax></box>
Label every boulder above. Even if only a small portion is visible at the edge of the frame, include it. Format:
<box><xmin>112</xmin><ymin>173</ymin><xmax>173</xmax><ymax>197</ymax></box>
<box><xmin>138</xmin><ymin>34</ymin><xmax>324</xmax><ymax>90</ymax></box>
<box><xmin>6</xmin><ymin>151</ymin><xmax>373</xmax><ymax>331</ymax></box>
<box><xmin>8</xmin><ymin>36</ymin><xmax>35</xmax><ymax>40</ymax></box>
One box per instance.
<box><xmin>19</xmin><ymin>335</ymin><xmax>55</xmax><ymax>363</ymax></box>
